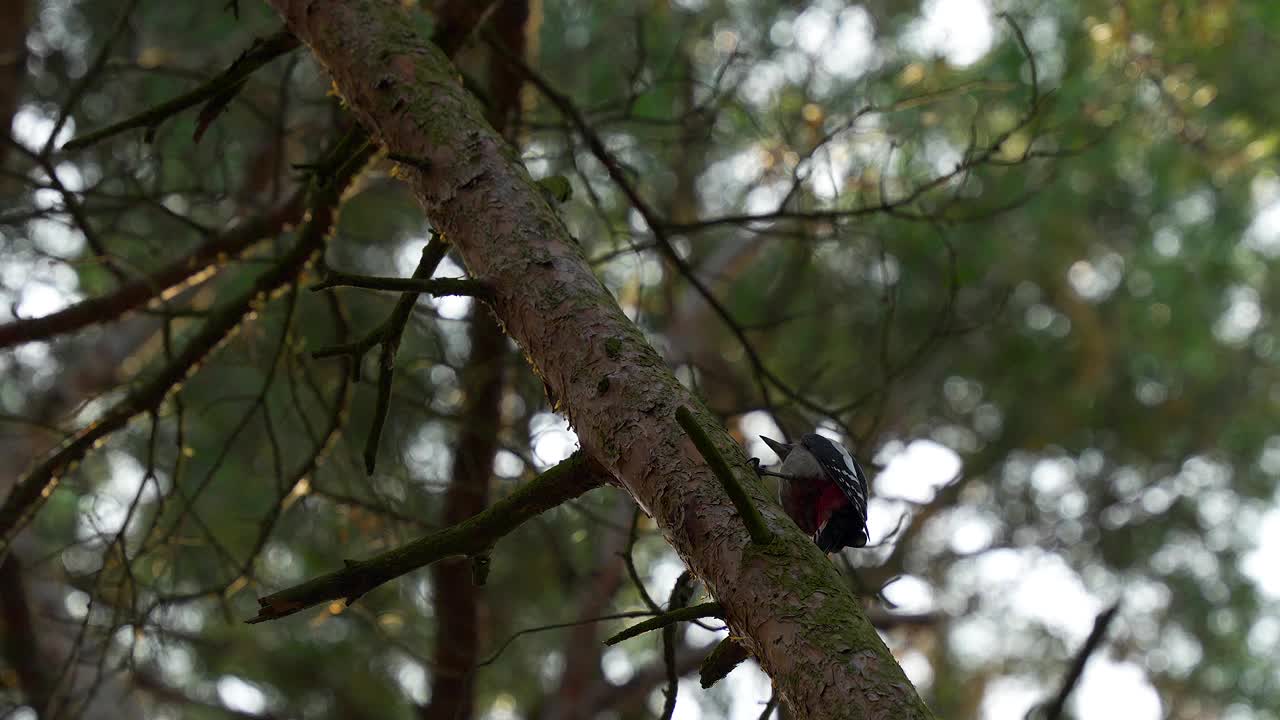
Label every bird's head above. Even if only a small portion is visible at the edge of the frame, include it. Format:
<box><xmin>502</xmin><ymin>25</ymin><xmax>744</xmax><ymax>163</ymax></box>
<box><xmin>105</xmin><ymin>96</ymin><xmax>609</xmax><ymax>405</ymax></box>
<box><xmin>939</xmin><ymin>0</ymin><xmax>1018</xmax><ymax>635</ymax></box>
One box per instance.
<box><xmin>759</xmin><ymin>435</ymin><xmax>793</xmax><ymax>461</ymax></box>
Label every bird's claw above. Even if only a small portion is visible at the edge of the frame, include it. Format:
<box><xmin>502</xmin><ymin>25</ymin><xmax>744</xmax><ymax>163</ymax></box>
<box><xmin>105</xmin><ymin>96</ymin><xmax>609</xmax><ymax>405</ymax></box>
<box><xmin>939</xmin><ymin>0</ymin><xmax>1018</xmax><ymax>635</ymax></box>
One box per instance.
<box><xmin>748</xmin><ymin>457</ymin><xmax>763</xmax><ymax>476</ymax></box>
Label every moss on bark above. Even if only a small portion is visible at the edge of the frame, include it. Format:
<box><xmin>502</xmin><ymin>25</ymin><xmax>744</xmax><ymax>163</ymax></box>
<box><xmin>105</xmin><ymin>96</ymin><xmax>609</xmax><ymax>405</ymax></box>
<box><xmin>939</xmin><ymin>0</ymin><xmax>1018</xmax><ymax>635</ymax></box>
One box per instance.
<box><xmin>265</xmin><ymin>2</ymin><xmax>937</xmax><ymax>716</ymax></box>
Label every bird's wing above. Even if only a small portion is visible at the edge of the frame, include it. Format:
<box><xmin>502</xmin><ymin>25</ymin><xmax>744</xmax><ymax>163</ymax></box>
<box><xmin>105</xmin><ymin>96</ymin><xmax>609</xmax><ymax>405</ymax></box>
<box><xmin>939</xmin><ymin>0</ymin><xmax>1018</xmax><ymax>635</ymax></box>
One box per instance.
<box><xmin>801</xmin><ymin>434</ymin><xmax>868</xmax><ymax>522</ymax></box>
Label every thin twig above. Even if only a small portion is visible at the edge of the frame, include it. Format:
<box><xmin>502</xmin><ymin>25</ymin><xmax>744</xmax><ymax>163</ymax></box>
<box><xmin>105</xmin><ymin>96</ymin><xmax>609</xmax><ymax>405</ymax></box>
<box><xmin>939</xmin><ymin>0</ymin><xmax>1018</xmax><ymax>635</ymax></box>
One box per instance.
<box><xmin>622</xmin><ymin>504</ymin><xmax>662</xmax><ymax>612</ymax></box>
<box><xmin>62</xmin><ymin>29</ymin><xmax>300</xmax><ymax>151</ymax></box>
<box><xmin>660</xmin><ymin>571</ymin><xmax>696</xmax><ymax>720</ymax></box>
<box><xmin>0</xmin><ymin>192</ymin><xmax>305</xmax><ymax>350</ymax></box>
<box><xmin>309</xmin><ymin>235</ymin><xmax>450</xmax><ymax>473</ymax></box>
<box><xmin>0</xmin><ymin>129</ymin><xmax>374</xmax><ymax>555</ymax></box>
<box><xmin>603</xmin><ymin>602</ymin><xmax>724</xmax><ymax>646</ymax></box>
<box><xmin>999</xmin><ymin>13</ymin><xmax>1039</xmax><ymax>107</ymax></box>
<box><xmin>42</xmin><ymin>0</ymin><xmax>140</xmax><ymax>157</ymax></box>
<box><xmin>247</xmin><ymin>452</ymin><xmax>605</xmax><ymax>623</ymax></box>
<box><xmin>488</xmin><ymin>37</ymin><xmax>788</xmax><ymax>428</ymax></box>
<box><xmin>1040</xmin><ymin>602</ymin><xmax>1121</xmax><ymax>720</ymax></box>
<box><xmin>309</xmin><ymin>270</ymin><xmax>494</xmax><ymax>301</ymax></box>
<box><xmin>700</xmin><ymin>636</ymin><xmax>752</xmax><ymax>688</ymax></box>
<box><xmin>758</xmin><ymin>690</ymin><xmax>779</xmax><ymax>720</ymax></box>
<box><xmin>476</xmin><ymin>610</ymin><xmax>655</xmax><ymax>669</ymax></box>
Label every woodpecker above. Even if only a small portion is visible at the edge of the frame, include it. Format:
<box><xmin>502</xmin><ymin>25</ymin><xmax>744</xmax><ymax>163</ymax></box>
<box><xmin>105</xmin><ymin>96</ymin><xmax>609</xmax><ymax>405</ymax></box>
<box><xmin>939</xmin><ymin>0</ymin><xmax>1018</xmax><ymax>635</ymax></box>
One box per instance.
<box><xmin>755</xmin><ymin>434</ymin><xmax>870</xmax><ymax>552</ymax></box>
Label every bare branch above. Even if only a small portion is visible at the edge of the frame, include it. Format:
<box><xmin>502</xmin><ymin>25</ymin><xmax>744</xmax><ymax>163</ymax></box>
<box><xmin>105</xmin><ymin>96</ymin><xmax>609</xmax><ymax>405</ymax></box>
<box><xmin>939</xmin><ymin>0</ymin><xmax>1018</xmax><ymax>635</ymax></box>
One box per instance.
<box><xmin>1040</xmin><ymin>603</ymin><xmax>1121</xmax><ymax>720</ymax></box>
<box><xmin>61</xmin><ymin>28</ymin><xmax>300</xmax><ymax>151</ymax></box>
<box><xmin>603</xmin><ymin>602</ymin><xmax>724</xmax><ymax>646</ymax></box>
<box><xmin>0</xmin><ymin>129</ymin><xmax>375</xmax><ymax>554</ymax></box>
<box><xmin>660</xmin><ymin>571</ymin><xmax>697</xmax><ymax>720</ymax></box>
<box><xmin>0</xmin><ymin>192</ymin><xmax>304</xmax><ymax>350</ymax></box>
<box><xmin>700</xmin><ymin>636</ymin><xmax>752</xmax><ymax>689</ymax></box>
<box><xmin>247</xmin><ymin>452</ymin><xmax>607</xmax><ymax>623</ymax></box>
<box><xmin>309</xmin><ymin>235</ymin><xmax>452</xmax><ymax>474</ymax></box>
<box><xmin>310</xmin><ymin>270</ymin><xmax>494</xmax><ymax>301</ymax></box>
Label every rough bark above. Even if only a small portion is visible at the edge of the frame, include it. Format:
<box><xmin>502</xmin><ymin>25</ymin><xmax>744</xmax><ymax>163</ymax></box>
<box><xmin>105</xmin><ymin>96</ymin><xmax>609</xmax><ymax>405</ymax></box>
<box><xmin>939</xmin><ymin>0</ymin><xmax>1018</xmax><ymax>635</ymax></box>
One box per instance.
<box><xmin>266</xmin><ymin>2</ymin><xmax>934</xmax><ymax>717</ymax></box>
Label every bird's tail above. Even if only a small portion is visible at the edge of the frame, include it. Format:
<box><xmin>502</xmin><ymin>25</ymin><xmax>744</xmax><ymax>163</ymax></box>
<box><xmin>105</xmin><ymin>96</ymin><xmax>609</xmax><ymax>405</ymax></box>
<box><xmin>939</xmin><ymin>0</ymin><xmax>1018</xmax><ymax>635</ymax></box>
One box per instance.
<box><xmin>815</xmin><ymin>507</ymin><xmax>869</xmax><ymax>552</ymax></box>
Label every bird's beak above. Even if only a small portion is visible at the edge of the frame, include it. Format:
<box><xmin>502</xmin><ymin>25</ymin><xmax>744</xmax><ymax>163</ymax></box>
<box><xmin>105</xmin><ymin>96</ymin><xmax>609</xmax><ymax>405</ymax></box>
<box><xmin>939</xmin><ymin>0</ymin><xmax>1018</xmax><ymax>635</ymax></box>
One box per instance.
<box><xmin>759</xmin><ymin>436</ymin><xmax>793</xmax><ymax>460</ymax></box>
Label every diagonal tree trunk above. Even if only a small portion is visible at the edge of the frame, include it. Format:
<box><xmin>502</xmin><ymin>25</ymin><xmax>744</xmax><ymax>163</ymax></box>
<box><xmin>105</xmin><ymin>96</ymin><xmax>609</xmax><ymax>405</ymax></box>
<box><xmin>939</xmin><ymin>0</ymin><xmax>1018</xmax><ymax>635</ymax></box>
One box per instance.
<box><xmin>265</xmin><ymin>2</ymin><xmax>934</xmax><ymax>717</ymax></box>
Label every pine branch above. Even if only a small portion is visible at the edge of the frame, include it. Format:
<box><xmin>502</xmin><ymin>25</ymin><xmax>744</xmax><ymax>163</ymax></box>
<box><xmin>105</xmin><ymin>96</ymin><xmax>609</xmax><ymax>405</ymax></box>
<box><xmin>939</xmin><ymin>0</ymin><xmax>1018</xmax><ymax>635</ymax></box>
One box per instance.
<box><xmin>309</xmin><ymin>235</ymin><xmax>452</xmax><ymax>473</ymax></box>
<box><xmin>309</xmin><ymin>271</ymin><xmax>494</xmax><ymax>301</ymax></box>
<box><xmin>700</xmin><ymin>636</ymin><xmax>753</xmax><ymax>688</ymax></box>
<box><xmin>247</xmin><ymin>452</ymin><xmax>606</xmax><ymax>623</ymax></box>
<box><xmin>62</xmin><ymin>28</ymin><xmax>300</xmax><ymax>150</ymax></box>
<box><xmin>0</xmin><ymin>192</ymin><xmax>304</xmax><ymax>350</ymax></box>
<box><xmin>0</xmin><ymin>129</ymin><xmax>374</xmax><ymax>555</ymax></box>
<box><xmin>603</xmin><ymin>602</ymin><xmax>724</xmax><ymax>646</ymax></box>
<box><xmin>1041</xmin><ymin>603</ymin><xmax>1121</xmax><ymax>720</ymax></box>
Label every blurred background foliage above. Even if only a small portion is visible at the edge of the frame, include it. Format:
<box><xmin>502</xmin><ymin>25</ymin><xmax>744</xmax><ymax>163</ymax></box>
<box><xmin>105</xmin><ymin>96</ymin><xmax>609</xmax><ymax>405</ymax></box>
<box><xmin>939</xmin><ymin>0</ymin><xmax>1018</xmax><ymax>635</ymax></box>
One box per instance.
<box><xmin>1</xmin><ymin>0</ymin><xmax>1278</xmax><ymax>719</ymax></box>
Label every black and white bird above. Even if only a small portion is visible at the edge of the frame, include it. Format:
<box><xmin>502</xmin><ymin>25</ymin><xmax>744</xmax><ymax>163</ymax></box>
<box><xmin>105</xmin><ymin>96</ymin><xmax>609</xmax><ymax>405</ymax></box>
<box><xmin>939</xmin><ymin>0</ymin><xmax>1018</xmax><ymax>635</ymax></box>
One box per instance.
<box><xmin>755</xmin><ymin>434</ymin><xmax>870</xmax><ymax>552</ymax></box>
